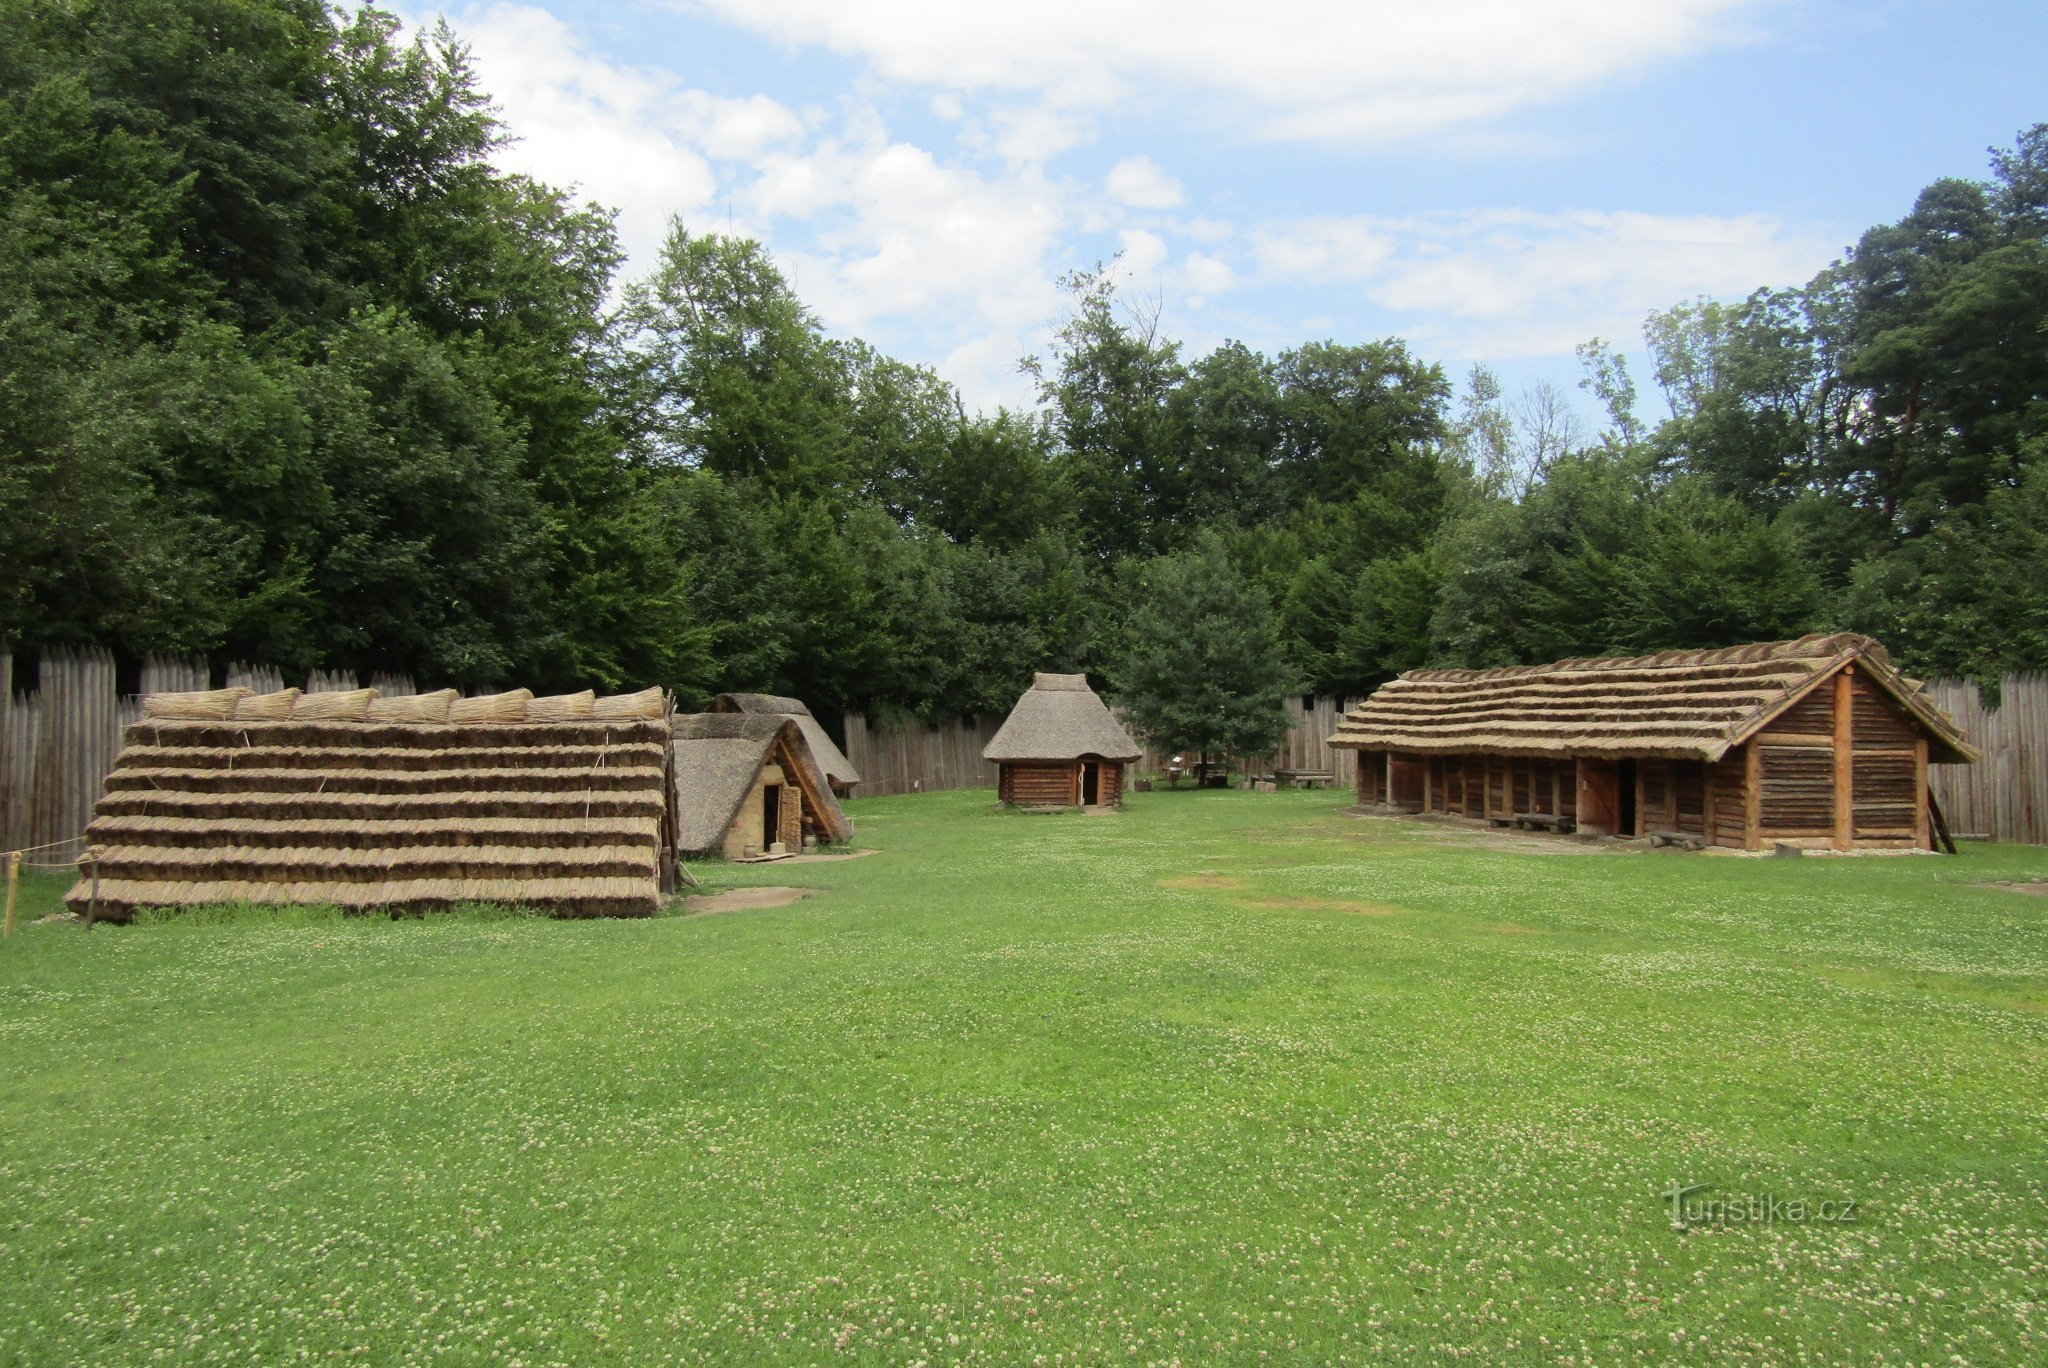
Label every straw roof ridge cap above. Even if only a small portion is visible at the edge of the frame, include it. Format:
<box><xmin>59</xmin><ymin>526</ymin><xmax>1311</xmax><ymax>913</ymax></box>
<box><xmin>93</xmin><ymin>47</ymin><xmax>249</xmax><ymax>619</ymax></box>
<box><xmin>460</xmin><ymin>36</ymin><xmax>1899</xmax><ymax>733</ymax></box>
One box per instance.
<box><xmin>1398</xmin><ymin>634</ymin><xmax>1884</xmax><ymax>683</ymax></box>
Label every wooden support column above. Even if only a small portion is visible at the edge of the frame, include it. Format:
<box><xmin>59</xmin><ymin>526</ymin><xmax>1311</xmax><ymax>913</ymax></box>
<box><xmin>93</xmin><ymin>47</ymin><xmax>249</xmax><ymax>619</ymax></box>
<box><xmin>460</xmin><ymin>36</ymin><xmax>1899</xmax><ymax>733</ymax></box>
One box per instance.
<box><xmin>1633</xmin><ymin>764</ymin><xmax>1647</xmax><ymax>838</ymax></box>
<box><xmin>1743</xmin><ymin>742</ymin><xmax>1763</xmax><ymax>852</ymax></box>
<box><xmin>1914</xmin><ymin>737</ymin><xmax>1931</xmax><ymax>850</ymax></box>
<box><xmin>1832</xmin><ymin>666</ymin><xmax>1854</xmax><ymax>851</ymax></box>
<box><xmin>1702</xmin><ymin>759</ymin><xmax>1717</xmax><ymax>844</ymax></box>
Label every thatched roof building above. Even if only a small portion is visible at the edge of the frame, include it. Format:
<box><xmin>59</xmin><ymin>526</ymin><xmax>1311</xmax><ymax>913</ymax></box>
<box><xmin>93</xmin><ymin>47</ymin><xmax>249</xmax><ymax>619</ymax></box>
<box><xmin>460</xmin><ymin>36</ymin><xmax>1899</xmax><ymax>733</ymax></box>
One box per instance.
<box><xmin>672</xmin><ymin>713</ymin><xmax>852</xmax><ymax>859</ymax></box>
<box><xmin>1329</xmin><ymin>634</ymin><xmax>1976</xmax><ymax>851</ymax></box>
<box><xmin>983</xmin><ymin>672</ymin><xmax>1142</xmax><ymax>808</ymax></box>
<box><xmin>713</xmin><ymin>692</ymin><xmax>860</xmax><ymax>793</ymax></box>
<box><xmin>66</xmin><ymin>688</ymin><xmax>675</xmax><ymax>920</ymax></box>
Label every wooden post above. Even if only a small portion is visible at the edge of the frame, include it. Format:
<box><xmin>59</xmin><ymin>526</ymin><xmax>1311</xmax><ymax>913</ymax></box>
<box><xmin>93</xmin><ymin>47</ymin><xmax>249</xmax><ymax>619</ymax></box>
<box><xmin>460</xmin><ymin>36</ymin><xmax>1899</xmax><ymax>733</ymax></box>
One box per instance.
<box><xmin>84</xmin><ymin>853</ymin><xmax>98</xmax><ymax>929</ymax></box>
<box><xmin>1914</xmin><ymin>737</ymin><xmax>1931</xmax><ymax>850</ymax></box>
<box><xmin>1633</xmin><ymin>764</ymin><xmax>1647</xmax><ymax>838</ymax></box>
<box><xmin>1832</xmin><ymin>666</ymin><xmax>1854</xmax><ymax>851</ymax></box>
<box><xmin>3</xmin><ymin>849</ymin><xmax>17</xmax><ymax>938</ymax></box>
<box><xmin>1702</xmin><ymin>760</ymin><xmax>1718</xmax><ymax>846</ymax></box>
<box><xmin>1743</xmin><ymin>742</ymin><xmax>1763</xmax><ymax>852</ymax></box>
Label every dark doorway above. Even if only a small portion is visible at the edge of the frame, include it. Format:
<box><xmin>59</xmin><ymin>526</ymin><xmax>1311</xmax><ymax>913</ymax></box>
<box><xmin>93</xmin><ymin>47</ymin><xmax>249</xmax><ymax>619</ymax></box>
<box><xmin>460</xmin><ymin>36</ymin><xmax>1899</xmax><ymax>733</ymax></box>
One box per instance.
<box><xmin>762</xmin><ymin>783</ymin><xmax>781</xmax><ymax>848</ymax></box>
<box><xmin>1617</xmin><ymin>760</ymin><xmax>1638</xmax><ymax>836</ymax></box>
<box><xmin>1081</xmin><ymin>761</ymin><xmax>1101</xmax><ymax>806</ymax></box>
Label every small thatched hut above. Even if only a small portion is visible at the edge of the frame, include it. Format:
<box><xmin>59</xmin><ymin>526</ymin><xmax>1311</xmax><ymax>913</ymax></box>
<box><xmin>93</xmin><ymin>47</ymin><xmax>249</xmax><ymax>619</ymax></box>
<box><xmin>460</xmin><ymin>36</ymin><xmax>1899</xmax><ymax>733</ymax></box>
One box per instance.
<box><xmin>65</xmin><ymin>687</ymin><xmax>674</xmax><ymax>920</ymax></box>
<box><xmin>983</xmin><ymin>672</ymin><xmax>1142</xmax><ymax>808</ymax></box>
<box><xmin>713</xmin><ymin>692</ymin><xmax>861</xmax><ymax>794</ymax></box>
<box><xmin>1328</xmin><ymin>634</ymin><xmax>1976</xmax><ymax>851</ymax></box>
<box><xmin>671</xmin><ymin>713</ymin><xmax>852</xmax><ymax>859</ymax></box>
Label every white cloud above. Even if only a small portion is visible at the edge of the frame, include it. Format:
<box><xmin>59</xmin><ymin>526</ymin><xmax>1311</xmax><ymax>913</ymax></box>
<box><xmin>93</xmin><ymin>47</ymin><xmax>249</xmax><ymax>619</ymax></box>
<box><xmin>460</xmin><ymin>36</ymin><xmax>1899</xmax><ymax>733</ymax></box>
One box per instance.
<box><xmin>1104</xmin><ymin>156</ymin><xmax>1185</xmax><ymax>209</ymax></box>
<box><xmin>683</xmin><ymin>0</ymin><xmax>1772</xmax><ymax>142</ymax></box>
<box><xmin>1248</xmin><ymin>208</ymin><xmax>1838</xmax><ymax>357</ymax></box>
<box><xmin>434</xmin><ymin>3</ymin><xmax>805</xmax><ymax>266</ymax></box>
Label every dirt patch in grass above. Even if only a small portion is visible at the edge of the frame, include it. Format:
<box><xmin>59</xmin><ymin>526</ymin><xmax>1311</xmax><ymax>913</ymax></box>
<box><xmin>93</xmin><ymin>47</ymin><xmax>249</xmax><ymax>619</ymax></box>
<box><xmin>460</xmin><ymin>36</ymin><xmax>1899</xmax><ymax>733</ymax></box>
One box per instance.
<box><xmin>1158</xmin><ymin>874</ymin><xmax>1250</xmax><ymax>892</ymax></box>
<box><xmin>1978</xmin><ymin>881</ymin><xmax>2048</xmax><ymax>897</ymax></box>
<box><xmin>1490</xmin><ymin>922</ymin><xmax>1548</xmax><ymax>935</ymax></box>
<box><xmin>682</xmin><ymin>887</ymin><xmax>818</xmax><ymax>916</ymax></box>
<box><xmin>1240</xmin><ymin>896</ymin><xmax>1403</xmax><ymax>917</ymax></box>
<box><xmin>784</xmin><ymin>848</ymin><xmax>881</xmax><ymax>864</ymax></box>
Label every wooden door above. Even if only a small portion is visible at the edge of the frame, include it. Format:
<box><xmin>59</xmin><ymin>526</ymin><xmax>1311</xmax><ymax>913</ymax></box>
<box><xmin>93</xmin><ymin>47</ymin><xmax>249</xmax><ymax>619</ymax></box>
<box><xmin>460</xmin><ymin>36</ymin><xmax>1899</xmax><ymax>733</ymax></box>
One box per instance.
<box><xmin>1576</xmin><ymin>759</ymin><xmax>1622</xmax><ymax>835</ymax></box>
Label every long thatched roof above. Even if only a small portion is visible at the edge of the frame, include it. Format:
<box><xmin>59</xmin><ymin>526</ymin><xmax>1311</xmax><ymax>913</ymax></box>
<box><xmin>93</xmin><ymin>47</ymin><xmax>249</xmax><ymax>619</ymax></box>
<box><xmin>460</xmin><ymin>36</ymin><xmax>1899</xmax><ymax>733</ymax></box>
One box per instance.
<box><xmin>713</xmin><ymin>692</ymin><xmax>861</xmax><ymax>789</ymax></box>
<box><xmin>67</xmin><ymin>714</ymin><xmax>673</xmax><ymax>920</ymax></box>
<box><xmin>1327</xmin><ymin>633</ymin><xmax>1976</xmax><ymax>764</ymax></box>
<box><xmin>983</xmin><ymin>673</ymin><xmax>1142</xmax><ymax>763</ymax></box>
<box><xmin>671</xmin><ymin>713</ymin><xmax>853</xmax><ymax>856</ymax></box>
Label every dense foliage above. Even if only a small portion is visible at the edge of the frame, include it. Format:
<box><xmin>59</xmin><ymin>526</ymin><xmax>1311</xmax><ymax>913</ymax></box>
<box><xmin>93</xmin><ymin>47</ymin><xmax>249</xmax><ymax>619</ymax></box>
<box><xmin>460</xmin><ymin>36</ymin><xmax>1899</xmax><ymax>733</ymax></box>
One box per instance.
<box><xmin>5</xmin><ymin>1</ymin><xmax>2044</xmax><ymax>722</ymax></box>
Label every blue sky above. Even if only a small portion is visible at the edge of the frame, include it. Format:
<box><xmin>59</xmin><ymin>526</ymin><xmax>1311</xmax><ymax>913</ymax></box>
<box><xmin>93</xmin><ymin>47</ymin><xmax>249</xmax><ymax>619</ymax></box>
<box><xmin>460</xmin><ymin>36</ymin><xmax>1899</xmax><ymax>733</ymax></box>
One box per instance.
<box><xmin>408</xmin><ymin>1</ymin><xmax>2048</xmax><ymax>421</ymax></box>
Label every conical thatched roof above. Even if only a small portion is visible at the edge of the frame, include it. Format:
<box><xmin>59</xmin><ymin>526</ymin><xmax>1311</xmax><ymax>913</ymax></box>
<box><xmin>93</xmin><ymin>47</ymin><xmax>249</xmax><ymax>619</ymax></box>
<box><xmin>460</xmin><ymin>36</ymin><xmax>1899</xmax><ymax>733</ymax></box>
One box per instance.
<box><xmin>1328</xmin><ymin>634</ymin><xmax>1976</xmax><ymax>764</ymax></box>
<box><xmin>983</xmin><ymin>673</ymin><xmax>1142</xmax><ymax>763</ymax></box>
<box><xmin>713</xmin><ymin>692</ymin><xmax>860</xmax><ymax>789</ymax></box>
<box><xmin>671</xmin><ymin>713</ymin><xmax>852</xmax><ymax>856</ymax></box>
<box><xmin>66</xmin><ymin>709</ymin><xmax>673</xmax><ymax>921</ymax></box>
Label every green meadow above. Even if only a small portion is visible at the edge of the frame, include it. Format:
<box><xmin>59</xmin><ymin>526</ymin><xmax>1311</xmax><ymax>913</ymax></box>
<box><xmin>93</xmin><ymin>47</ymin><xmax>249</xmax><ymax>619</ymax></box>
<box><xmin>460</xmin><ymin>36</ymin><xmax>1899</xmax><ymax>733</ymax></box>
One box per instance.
<box><xmin>3</xmin><ymin>787</ymin><xmax>2046</xmax><ymax>1365</ymax></box>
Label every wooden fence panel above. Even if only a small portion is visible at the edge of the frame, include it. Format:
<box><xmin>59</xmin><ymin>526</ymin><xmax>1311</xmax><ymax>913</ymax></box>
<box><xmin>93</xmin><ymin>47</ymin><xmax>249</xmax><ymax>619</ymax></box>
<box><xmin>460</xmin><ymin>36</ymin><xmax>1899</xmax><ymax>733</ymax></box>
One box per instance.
<box><xmin>0</xmin><ymin>651</ymin><xmax>418</xmax><ymax>857</ymax></box>
<box><xmin>1927</xmin><ymin>675</ymin><xmax>2048</xmax><ymax>845</ymax></box>
<box><xmin>841</xmin><ymin>713</ymin><xmax>1004</xmax><ymax>797</ymax></box>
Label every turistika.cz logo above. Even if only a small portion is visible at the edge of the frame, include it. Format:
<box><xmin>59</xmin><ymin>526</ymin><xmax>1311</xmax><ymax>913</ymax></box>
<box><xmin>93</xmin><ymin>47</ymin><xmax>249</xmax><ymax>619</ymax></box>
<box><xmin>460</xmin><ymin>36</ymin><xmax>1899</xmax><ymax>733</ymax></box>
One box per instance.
<box><xmin>1662</xmin><ymin>1181</ymin><xmax>1859</xmax><ymax>1230</ymax></box>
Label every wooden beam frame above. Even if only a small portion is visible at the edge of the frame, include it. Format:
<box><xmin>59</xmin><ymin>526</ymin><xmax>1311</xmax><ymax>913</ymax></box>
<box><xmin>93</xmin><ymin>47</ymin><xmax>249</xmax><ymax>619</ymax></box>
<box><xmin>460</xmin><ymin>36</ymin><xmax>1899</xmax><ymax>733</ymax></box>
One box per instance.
<box><xmin>1743</xmin><ymin>742</ymin><xmax>1762</xmax><ymax>852</ymax></box>
<box><xmin>1832</xmin><ymin>666</ymin><xmax>1854</xmax><ymax>851</ymax></box>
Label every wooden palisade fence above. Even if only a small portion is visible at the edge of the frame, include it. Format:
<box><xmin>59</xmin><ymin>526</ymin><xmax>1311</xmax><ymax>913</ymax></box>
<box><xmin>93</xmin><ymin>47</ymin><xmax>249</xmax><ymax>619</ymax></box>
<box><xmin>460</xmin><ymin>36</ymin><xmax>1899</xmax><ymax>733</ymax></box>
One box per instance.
<box><xmin>0</xmin><ymin>647</ymin><xmax>414</xmax><ymax>861</ymax></box>
<box><xmin>1</xmin><ymin>652</ymin><xmax>2041</xmax><ymax>851</ymax></box>
<box><xmin>1923</xmin><ymin>676</ymin><xmax>2048</xmax><ymax>844</ymax></box>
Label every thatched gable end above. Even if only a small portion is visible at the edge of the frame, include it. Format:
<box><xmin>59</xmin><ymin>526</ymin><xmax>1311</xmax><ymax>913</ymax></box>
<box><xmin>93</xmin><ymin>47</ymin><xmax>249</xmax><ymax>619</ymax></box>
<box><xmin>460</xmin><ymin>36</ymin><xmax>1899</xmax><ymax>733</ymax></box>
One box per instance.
<box><xmin>1328</xmin><ymin>634</ymin><xmax>1976</xmax><ymax>764</ymax></box>
<box><xmin>713</xmin><ymin>693</ymin><xmax>861</xmax><ymax>791</ymax></box>
<box><xmin>66</xmin><ymin>717</ymin><xmax>673</xmax><ymax>920</ymax></box>
<box><xmin>983</xmin><ymin>673</ymin><xmax>1142</xmax><ymax>763</ymax></box>
<box><xmin>671</xmin><ymin>713</ymin><xmax>853</xmax><ymax>857</ymax></box>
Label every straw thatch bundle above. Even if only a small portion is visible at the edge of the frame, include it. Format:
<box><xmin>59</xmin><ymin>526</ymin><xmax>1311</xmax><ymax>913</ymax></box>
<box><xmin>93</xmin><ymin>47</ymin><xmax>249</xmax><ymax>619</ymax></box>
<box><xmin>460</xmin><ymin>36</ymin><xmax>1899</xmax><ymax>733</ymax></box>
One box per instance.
<box><xmin>144</xmin><ymin>687</ymin><xmax>249</xmax><ymax>719</ymax></box>
<box><xmin>713</xmin><ymin>693</ymin><xmax>860</xmax><ymax>790</ymax></box>
<box><xmin>594</xmin><ymin>686</ymin><xmax>666</xmax><ymax>720</ymax></box>
<box><xmin>67</xmin><ymin>715</ymin><xmax>671</xmax><ymax>920</ymax></box>
<box><xmin>292</xmin><ymin>688</ymin><xmax>377</xmax><ymax>720</ymax></box>
<box><xmin>526</xmin><ymin>690</ymin><xmax>595</xmax><ymax>721</ymax></box>
<box><xmin>983</xmin><ymin>673</ymin><xmax>1141</xmax><ymax>762</ymax></box>
<box><xmin>450</xmin><ymin>688</ymin><xmax>533</xmax><ymax>722</ymax></box>
<box><xmin>1328</xmin><ymin>633</ymin><xmax>1975</xmax><ymax>762</ymax></box>
<box><xmin>671</xmin><ymin>712</ymin><xmax>852</xmax><ymax>855</ymax></box>
<box><xmin>232</xmin><ymin>688</ymin><xmax>301</xmax><ymax>720</ymax></box>
<box><xmin>368</xmin><ymin>688</ymin><xmax>458</xmax><ymax>722</ymax></box>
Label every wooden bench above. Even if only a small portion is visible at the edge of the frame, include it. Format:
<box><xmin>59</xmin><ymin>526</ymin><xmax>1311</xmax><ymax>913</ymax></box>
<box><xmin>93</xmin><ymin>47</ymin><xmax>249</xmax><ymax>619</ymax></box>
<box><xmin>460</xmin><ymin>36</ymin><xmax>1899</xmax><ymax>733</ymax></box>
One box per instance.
<box><xmin>1513</xmin><ymin>812</ymin><xmax>1574</xmax><ymax>833</ymax></box>
<box><xmin>1647</xmin><ymin>829</ymin><xmax>1705</xmax><ymax>851</ymax></box>
<box><xmin>1273</xmin><ymin>768</ymin><xmax>1335</xmax><ymax>789</ymax></box>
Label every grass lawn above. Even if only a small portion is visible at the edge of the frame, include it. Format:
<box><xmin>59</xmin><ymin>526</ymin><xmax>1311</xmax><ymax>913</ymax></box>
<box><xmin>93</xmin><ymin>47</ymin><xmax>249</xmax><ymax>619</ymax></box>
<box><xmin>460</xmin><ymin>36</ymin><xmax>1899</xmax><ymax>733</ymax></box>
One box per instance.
<box><xmin>4</xmin><ymin>787</ymin><xmax>2047</xmax><ymax>1365</ymax></box>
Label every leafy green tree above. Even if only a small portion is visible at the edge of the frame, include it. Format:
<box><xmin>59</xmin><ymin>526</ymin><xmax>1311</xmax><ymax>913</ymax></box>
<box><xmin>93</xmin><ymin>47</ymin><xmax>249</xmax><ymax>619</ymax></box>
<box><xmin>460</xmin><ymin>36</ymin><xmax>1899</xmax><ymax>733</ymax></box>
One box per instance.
<box><xmin>1111</xmin><ymin>534</ymin><xmax>1294</xmax><ymax>762</ymax></box>
<box><xmin>1026</xmin><ymin>264</ymin><xmax>1189</xmax><ymax>559</ymax></box>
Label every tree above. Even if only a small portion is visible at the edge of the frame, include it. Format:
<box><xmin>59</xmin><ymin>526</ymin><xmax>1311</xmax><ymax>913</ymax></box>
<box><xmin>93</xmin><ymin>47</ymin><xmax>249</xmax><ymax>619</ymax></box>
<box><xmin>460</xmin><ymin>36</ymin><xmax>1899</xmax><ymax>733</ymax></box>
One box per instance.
<box><xmin>1111</xmin><ymin>533</ymin><xmax>1294</xmax><ymax>762</ymax></box>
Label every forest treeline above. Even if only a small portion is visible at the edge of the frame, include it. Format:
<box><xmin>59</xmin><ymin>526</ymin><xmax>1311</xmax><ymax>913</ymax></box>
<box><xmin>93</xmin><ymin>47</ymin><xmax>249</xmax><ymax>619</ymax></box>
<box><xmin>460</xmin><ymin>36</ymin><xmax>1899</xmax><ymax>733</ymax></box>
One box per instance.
<box><xmin>5</xmin><ymin>1</ymin><xmax>2045</xmax><ymax>721</ymax></box>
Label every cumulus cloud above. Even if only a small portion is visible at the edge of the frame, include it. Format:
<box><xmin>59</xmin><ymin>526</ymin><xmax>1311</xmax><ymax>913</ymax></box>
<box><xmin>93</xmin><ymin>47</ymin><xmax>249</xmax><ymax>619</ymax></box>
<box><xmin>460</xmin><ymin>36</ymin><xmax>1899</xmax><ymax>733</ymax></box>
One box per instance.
<box><xmin>439</xmin><ymin>3</ymin><xmax>809</xmax><ymax>265</ymax></box>
<box><xmin>1247</xmin><ymin>208</ymin><xmax>1839</xmax><ymax>357</ymax></box>
<box><xmin>1104</xmin><ymin>156</ymin><xmax>1185</xmax><ymax>209</ymax></box>
<box><xmin>682</xmin><ymin>0</ymin><xmax>1771</xmax><ymax>142</ymax></box>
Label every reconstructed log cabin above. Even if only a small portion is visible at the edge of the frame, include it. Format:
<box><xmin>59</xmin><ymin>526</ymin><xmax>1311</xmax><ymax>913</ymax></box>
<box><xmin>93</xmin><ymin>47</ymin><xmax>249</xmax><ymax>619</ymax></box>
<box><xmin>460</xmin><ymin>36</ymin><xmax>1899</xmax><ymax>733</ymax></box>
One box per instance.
<box><xmin>983</xmin><ymin>672</ymin><xmax>1142</xmax><ymax>808</ymax></box>
<box><xmin>1328</xmin><ymin>635</ymin><xmax>1976</xmax><ymax>851</ymax></box>
<box><xmin>65</xmin><ymin>685</ymin><xmax>674</xmax><ymax>920</ymax></box>
<box><xmin>671</xmin><ymin>713</ymin><xmax>852</xmax><ymax>859</ymax></box>
<box><xmin>712</xmin><ymin>692</ymin><xmax>861</xmax><ymax>795</ymax></box>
